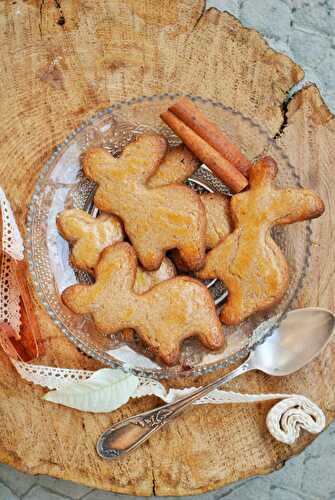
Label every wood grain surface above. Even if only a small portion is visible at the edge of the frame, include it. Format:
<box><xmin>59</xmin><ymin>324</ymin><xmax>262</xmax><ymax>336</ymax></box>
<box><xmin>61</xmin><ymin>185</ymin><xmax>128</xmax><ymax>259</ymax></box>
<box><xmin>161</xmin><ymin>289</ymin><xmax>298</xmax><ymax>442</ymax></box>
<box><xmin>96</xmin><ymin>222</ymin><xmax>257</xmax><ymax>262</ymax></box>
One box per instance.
<box><xmin>0</xmin><ymin>1</ymin><xmax>334</xmax><ymax>496</ymax></box>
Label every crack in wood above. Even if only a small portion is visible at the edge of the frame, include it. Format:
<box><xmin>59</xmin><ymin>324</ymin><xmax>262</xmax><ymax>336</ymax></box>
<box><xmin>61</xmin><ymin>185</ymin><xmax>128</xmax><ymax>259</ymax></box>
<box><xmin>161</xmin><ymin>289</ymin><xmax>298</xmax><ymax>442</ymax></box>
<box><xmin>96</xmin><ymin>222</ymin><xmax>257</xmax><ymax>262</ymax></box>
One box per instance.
<box><xmin>273</xmin><ymin>96</ymin><xmax>290</xmax><ymax>140</ymax></box>
<box><xmin>191</xmin><ymin>1</ymin><xmax>206</xmax><ymax>32</ymax></box>
<box><xmin>148</xmin><ymin>438</ymin><xmax>157</xmax><ymax>496</ymax></box>
<box><xmin>54</xmin><ymin>0</ymin><xmax>65</xmax><ymax>27</ymax></box>
<box><xmin>39</xmin><ymin>0</ymin><xmax>44</xmax><ymax>38</ymax></box>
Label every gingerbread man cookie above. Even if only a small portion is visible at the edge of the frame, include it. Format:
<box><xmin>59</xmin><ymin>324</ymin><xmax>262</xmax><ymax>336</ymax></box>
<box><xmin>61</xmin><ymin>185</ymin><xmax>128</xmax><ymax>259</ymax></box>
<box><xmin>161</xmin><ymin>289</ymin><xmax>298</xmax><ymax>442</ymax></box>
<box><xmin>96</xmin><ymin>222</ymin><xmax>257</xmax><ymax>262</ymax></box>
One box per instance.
<box><xmin>198</xmin><ymin>157</ymin><xmax>325</xmax><ymax>325</ymax></box>
<box><xmin>81</xmin><ymin>134</ymin><xmax>206</xmax><ymax>271</ymax></box>
<box><xmin>62</xmin><ymin>242</ymin><xmax>224</xmax><ymax>366</ymax></box>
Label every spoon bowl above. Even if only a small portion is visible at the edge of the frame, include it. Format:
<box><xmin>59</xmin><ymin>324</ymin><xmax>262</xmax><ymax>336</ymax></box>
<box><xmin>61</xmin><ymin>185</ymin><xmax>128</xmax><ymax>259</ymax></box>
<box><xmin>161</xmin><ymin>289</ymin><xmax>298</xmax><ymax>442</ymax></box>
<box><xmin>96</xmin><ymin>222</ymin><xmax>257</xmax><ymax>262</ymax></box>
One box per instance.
<box><xmin>250</xmin><ymin>308</ymin><xmax>335</xmax><ymax>376</ymax></box>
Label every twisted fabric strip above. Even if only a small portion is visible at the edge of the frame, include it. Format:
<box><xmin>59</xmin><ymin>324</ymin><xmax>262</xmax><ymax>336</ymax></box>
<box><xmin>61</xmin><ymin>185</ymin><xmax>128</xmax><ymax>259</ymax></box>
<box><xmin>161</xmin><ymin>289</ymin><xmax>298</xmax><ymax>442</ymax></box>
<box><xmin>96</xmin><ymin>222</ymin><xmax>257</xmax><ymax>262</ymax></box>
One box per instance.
<box><xmin>266</xmin><ymin>396</ymin><xmax>325</xmax><ymax>444</ymax></box>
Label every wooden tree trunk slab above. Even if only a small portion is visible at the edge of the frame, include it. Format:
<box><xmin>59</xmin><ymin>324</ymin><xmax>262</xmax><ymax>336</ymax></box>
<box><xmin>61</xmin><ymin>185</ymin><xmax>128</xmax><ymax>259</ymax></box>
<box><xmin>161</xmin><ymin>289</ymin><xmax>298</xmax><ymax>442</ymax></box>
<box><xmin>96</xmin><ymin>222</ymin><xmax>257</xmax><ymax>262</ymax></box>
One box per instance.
<box><xmin>0</xmin><ymin>1</ymin><xmax>334</xmax><ymax>496</ymax></box>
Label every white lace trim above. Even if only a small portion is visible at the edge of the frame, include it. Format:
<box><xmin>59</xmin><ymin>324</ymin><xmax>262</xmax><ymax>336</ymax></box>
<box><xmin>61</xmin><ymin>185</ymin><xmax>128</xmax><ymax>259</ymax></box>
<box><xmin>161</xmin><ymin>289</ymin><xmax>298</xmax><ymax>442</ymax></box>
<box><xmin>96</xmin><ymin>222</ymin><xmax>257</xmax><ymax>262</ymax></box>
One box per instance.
<box><xmin>0</xmin><ymin>186</ymin><xmax>24</xmax><ymax>260</ymax></box>
<box><xmin>0</xmin><ymin>185</ymin><xmax>326</xmax><ymax>445</ymax></box>
<box><xmin>266</xmin><ymin>396</ymin><xmax>325</xmax><ymax>444</ymax></box>
<box><xmin>11</xmin><ymin>358</ymin><xmax>326</xmax><ymax>444</ymax></box>
<box><xmin>0</xmin><ymin>187</ymin><xmax>23</xmax><ymax>332</ymax></box>
<box><xmin>12</xmin><ymin>359</ymin><xmax>95</xmax><ymax>390</ymax></box>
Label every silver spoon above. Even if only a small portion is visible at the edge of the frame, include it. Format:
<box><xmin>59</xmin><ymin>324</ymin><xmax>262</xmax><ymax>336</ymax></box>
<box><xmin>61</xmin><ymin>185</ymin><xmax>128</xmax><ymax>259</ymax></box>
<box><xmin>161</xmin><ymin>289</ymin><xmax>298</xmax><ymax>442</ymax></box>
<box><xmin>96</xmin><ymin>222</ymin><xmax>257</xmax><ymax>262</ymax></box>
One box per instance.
<box><xmin>96</xmin><ymin>307</ymin><xmax>335</xmax><ymax>459</ymax></box>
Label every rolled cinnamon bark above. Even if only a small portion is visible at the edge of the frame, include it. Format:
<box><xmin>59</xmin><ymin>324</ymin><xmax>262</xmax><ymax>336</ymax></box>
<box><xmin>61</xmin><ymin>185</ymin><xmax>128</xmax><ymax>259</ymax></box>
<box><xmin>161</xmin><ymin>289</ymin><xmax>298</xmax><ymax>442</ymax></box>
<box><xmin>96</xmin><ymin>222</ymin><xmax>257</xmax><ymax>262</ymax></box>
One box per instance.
<box><xmin>160</xmin><ymin>110</ymin><xmax>248</xmax><ymax>193</ymax></box>
<box><xmin>169</xmin><ymin>97</ymin><xmax>252</xmax><ymax>176</ymax></box>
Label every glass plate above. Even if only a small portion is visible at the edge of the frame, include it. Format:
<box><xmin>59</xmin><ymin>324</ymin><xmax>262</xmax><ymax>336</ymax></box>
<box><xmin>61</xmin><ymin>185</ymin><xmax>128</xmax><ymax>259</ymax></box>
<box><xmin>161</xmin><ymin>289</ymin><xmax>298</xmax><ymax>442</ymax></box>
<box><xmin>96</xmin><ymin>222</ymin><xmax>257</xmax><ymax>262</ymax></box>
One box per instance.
<box><xmin>26</xmin><ymin>94</ymin><xmax>311</xmax><ymax>379</ymax></box>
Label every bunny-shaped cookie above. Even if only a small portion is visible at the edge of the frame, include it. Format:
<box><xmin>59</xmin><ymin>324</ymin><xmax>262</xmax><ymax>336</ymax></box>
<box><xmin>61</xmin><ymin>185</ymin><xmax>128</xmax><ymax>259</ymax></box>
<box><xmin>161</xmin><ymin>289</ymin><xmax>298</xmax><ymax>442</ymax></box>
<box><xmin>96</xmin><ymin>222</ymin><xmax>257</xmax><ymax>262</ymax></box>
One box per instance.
<box><xmin>57</xmin><ymin>139</ymin><xmax>199</xmax><ymax>272</ymax></box>
<box><xmin>62</xmin><ymin>242</ymin><xmax>224</xmax><ymax>365</ymax></box>
<box><xmin>198</xmin><ymin>157</ymin><xmax>325</xmax><ymax>325</ymax></box>
<box><xmin>81</xmin><ymin>134</ymin><xmax>206</xmax><ymax>271</ymax></box>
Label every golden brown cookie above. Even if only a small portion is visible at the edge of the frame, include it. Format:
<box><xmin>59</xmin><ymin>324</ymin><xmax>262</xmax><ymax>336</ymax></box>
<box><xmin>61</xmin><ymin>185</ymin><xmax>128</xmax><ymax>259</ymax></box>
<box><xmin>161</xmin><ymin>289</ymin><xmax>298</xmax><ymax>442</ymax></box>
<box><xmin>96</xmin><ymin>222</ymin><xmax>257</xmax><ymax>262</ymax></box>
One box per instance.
<box><xmin>201</xmin><ymin>193</ymin><xmax>232</xmax><ymax>249</ymax></box>
<box><xmin>57</xmin><ymin>207</ymin><xmax>176</xmax><ymax>285</ymax></box>
<box><xmin>198</xmin><ymin>156</ymin><xmax>325</xmax><ymax>325</ymax></box>
<box><xmin>62</xmin><ymin>242</ymin><xmax>224</xmax><ymax>366</ymax></box>
<box><xmin>57</xmin><ymin>208</ymin><xmax>176</xmax><ymax>345</ymax></box>
<box><xmin>81</xmin><ymin>134</ymin><xmax>207</xmax><ymax>271</ymax></box>
<box><xmin>171</xmin><ymin>192</ymin><xmax>233</xmax><ymax>272</ymax></box>
<box><xmin>56</xmin><ymin>209</ymin><xmax>124</xmax><ymax>273</ymax></box>
<box><xmin>133</xmin><ymin>257</ymin><xmax>176</xmax><ymax>293</ymax></box>
<box><xmin>150</xmin><ymin>146</ymin><xmax>230</xmax><ymax>273</ymax></box>
<box><xmin>123</xmin><ymin>256</ymin><xmax>177</xmax><ymax>343</ymax></box>
<box><xmin>148</xmin><ymin>144</ymin><xmax>199</xmax><ymax>187</ymax></box>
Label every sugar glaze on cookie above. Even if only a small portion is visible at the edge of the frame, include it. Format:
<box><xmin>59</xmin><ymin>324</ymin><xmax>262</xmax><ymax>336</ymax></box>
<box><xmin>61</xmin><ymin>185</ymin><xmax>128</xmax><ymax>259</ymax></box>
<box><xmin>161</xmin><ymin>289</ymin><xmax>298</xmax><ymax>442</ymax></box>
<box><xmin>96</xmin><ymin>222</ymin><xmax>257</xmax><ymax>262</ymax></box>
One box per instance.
<box><xmin>62</xmin><ymin>242</ymin><xmax>224</xmax><ymax>366</ymax></box>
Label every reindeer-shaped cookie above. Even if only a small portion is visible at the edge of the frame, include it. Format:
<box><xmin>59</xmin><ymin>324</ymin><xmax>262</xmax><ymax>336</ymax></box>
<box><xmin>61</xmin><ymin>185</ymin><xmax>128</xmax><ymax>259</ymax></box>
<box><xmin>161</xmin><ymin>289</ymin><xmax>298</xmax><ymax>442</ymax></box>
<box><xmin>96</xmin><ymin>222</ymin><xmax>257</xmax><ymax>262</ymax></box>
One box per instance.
<box><xmin>198</xmin><ymin>157</ymin><xmax>325</xmax><ymax>325</ymax></box>
<box><xmin>81</xmin><ymin>134</ymin><xmax>207</xmax><ymax>271</ymax></box>
<box><xmin>62</xmin><ymin>242</ymin><xmax>224</xmax><ymax>365</ymax></box>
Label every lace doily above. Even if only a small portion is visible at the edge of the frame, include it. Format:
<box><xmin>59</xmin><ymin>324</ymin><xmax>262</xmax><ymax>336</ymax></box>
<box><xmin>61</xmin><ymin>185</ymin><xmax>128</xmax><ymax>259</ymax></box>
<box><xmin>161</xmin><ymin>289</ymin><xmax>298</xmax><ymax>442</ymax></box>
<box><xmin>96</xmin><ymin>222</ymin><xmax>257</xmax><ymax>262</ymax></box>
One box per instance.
<box><xmin>0</xmin><ymin>185</ymin><xmax>326</xmax><ymax>446</ymax></box>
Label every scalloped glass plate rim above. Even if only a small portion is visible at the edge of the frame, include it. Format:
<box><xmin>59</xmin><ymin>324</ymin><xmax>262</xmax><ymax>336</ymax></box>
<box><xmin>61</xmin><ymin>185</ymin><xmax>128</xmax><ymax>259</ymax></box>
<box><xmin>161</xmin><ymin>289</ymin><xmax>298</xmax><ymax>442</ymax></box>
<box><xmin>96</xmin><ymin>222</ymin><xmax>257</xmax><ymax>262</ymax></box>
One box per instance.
<box><xmin>25</xmin><ymin>93</ymin><xmax>312</xmax><ymax>380</ymax></box>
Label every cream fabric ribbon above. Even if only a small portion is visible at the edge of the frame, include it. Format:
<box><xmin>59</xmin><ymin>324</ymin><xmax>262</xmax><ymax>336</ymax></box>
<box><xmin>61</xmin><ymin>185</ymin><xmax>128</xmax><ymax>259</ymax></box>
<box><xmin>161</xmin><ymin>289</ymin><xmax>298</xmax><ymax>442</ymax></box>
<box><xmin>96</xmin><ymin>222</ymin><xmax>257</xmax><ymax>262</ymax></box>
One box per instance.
<box><xmin>0</xmin><ymin>186</ymin><xmax>326</xmax><ymax>445</ymax></box>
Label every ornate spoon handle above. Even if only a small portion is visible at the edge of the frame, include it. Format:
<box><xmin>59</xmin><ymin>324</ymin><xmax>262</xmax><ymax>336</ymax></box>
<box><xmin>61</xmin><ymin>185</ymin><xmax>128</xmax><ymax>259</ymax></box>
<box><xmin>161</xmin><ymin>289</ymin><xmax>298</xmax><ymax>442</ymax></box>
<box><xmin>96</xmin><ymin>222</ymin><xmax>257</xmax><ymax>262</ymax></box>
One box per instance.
<box><xmin>96</xmin><ymin>361</ymin><xmax>251</xmax><ymax>459</ymax></box>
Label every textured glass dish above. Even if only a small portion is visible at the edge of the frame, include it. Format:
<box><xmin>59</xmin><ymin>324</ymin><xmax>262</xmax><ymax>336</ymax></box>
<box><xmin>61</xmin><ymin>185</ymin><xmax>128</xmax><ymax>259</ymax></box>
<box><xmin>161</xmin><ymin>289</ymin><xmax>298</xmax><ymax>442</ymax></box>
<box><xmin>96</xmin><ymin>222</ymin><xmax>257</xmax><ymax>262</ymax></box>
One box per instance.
<box><xmin>26</xmin><ymin>94</ymin><xmax>311</xmax><ymax>379</ymax></box>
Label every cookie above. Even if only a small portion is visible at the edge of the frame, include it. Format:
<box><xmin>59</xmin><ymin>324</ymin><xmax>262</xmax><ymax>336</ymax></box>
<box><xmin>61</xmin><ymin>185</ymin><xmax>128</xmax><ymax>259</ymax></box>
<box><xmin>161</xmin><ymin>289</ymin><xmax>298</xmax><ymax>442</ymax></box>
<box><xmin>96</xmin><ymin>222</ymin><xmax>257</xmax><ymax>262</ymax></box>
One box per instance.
<box><xmin>171</xmin><ymin>192</ymin><xmax>233</xmax><ymax>272</ymax></box>
<box><xmin>148</xmin><ymin>144</ymin><xmax>199</xmax><ymax>187</ymax></box>
<box><xmin>62</xmin><ymin>242</ymin><xmax>224</xmax><ymax>366</ymax></box>
<box><xmin>81</xmin><ymin>134</ymin><xmax>206</xmax><ymax>271</ymax></box>
<box><xmin>57</xmin><ymin>209</ymin><xmax>124</xmax><ymax>273</ymax></box>
<box><xmin>201</xmin><ymin>193</ymin><xmax>233</xmax><ymax>249</ymax></box>
<box><xmin>123</xmin><ymin>256</ymin><xmax>177</xmax><ymax>344</ymax></box>
<box><xmin>57</xmin><ymin>208</ymin><xmax>176</xmax><ymax>345</ymax></box>
<box><xmin>198</xmin><ymin>156</ymin><xmax>325</xmax><ymax>325</ymax></box>
<box><xmin>133</xmin><ymin>256</ymin><xmax>176</xmax><ymax>293</ymax></box>
<box><xmin>57</xmin><ymin>206</ymin><xmax>176</xmax><ymax>285</ymax></box>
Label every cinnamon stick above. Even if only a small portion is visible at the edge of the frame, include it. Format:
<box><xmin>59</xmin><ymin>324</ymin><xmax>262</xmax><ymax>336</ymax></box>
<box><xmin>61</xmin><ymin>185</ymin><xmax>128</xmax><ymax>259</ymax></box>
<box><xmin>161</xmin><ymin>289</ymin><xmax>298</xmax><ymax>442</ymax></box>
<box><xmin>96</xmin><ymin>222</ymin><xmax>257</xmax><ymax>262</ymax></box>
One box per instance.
<box><xmin>160</xmin><ymin>110</ymin><xmax>248</xmax><ymax>193</ymax></box>
<box><xmin>169</xmin><ymin>97</ymin><xmax>252</xmax><ymax>176</ymax></box>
